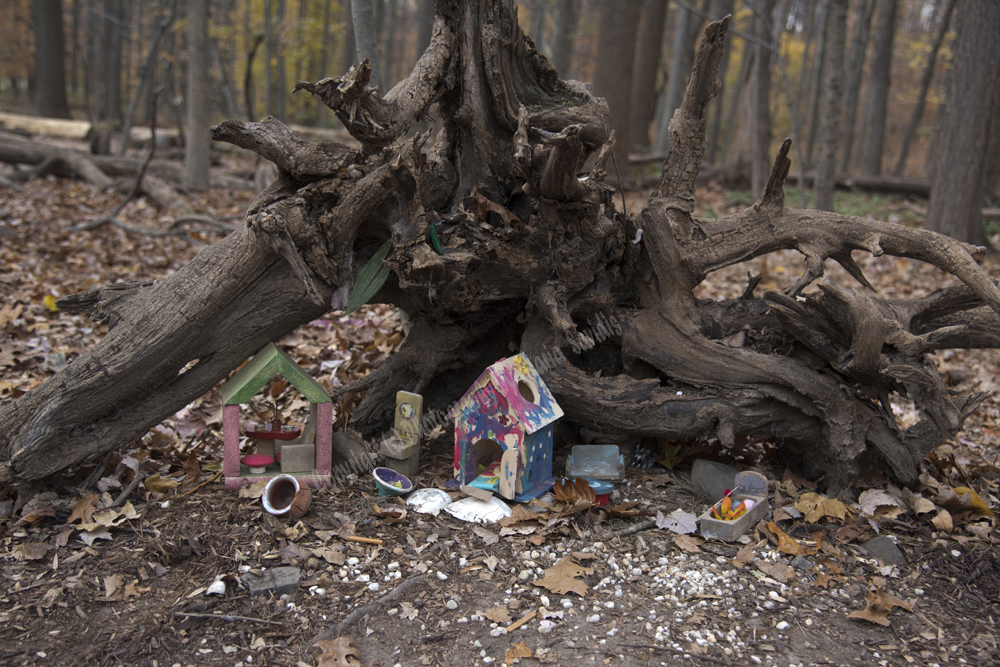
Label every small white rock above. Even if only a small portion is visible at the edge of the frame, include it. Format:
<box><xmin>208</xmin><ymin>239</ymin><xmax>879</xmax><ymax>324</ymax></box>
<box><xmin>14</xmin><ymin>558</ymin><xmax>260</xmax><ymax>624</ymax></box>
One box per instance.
<box><xmin>587</xmin><ymin>614</ymin><xmax>601</xmax><ymax>623</ymax></box>
<box><xmin>776</xmin><ymin>621</ymin><xmax>790</xmax><ymax>630</ymax></box>
<box><xmin>437</xmin><ymin>571</ymin><xmax>449</xmax><ymax>581</ymax></box>
<box><xmin>446</xmin><ymin>600</ymin><xmax>458</xmax><ymax>610</ymax></box>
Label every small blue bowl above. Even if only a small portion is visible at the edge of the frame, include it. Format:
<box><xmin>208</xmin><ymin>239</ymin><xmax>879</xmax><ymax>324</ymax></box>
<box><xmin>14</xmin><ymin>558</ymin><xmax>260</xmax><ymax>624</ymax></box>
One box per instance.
<box><xmin>583</xmin><ymin>478</ymin><xmax>613</xmax><ymax>505</ymax></box>
<box><xmin>373</xmin><ymin>467</ymin><xmax>413</xmax><ymax>496</ymax></box>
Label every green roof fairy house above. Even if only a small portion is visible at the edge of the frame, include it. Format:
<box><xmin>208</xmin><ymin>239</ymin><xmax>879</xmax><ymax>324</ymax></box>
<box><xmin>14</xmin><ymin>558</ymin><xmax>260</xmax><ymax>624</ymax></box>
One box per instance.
<box><xmin>223</xmin><ymin>343</ymin><xmax>333</xmax><ymax>489</ymax></box>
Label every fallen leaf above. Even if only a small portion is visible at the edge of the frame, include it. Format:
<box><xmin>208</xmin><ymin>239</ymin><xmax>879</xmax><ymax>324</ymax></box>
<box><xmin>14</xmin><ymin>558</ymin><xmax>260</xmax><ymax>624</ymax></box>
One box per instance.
<box><xmin>753</xmin><ymin>558</ymin><xmax>795</xmax><ymax>583</ymax></box>
<box><xmin>373</xmin><ymin>505</ymin><xmax>407</xmax><ymax>524</ymax></box>
<box><xmin>238</xmin><ymin>479</ymin><xmax>269</xmax><ymax>499</ymax></box>
<box><xmin>656</xmin><ymin>508</ymin><xmax>698</xmax><ymax>534</ymax></box>
<box><xmin>504</xmin><ymin>641</ymin><xmax>532</xmax><ymax>664</ymax></box>
<box><xmin>847</xmin><ymin>588</ymin><xmax>914</xmax><ymax>626</ymax></box>
<box><xmin>535</xmin><ymin>556</ymin><xmax>594</xmax><ymax>596</ymax></box>
<box><xmin>104</xmin><ymin>574</ymin><xmax>124</xmax><ymax>598</ymax></box>
<box><xmin>11</xmin><ymin>542</ymin><xmax>55</xmax><ymax>561</ymax></box>
<box><xmin>313</xmin><ymin>547</ymin><xmax>346</xmax><ymax>565</ymax></box>
<box><xmin>658</xmin><ymin>442</ymin><xmax>684</xmax><ymax>469</ymax></box>
<box><xmin>144</xmin><ymin>474</ymin><xmax>181</xmax><ymax>493</ymax></box>
<box><xmin>835</xmin><ymin>522</ymin><xmax>869</xmax><ymax>543</ymax></box>
<box><xmin>66</xmin><ymin>493</ymin><xmax>100</xmax><ymax>525</ymax></box>
<box><xmin>473</xmin><ymin>526</ymin><xmax>499</xmax><ymax>545</ymax></box>
<box><xmin>553</xmin><ymin>478</ymin><xmax>595</xmax><ymax>505</ymax></box>
<box><xmin>399</xmin><ymin>602</ymin><xmax>418</xmax><ymax>620</ymax></box>
<box><xmin>767</xmin><ymin>521</ymin><xmax>806</xmax><ymax>556</ymax></box>
<box><xmin>486</xmin><ymin>606</ymin><xmax>512</xmax><ymax>624</ymax></box>
<box><xmin>500</xmin><ymin>505</ymin><xmax>542</xmax><ymax>526</ymax></box>
<box><xmin>900</xmin><ymin>486</ymin><xmax>936</xmax><ymax>515</ymax></box>
<box><xmin>931</xmin><ymin>509</ymin><xmax>953</xmax><ymax>533</ymax></box>
<box><xmin>314</xmin><ymin>636</ymin><xmax>364</xmax><ymax>667</ymax></box>
<box><xmin>16</xmin><ymin>503</ymin><xmax>55</xmax><ymax>525</ymax></box>
<box><xmin>180</xmin><ymin>453</ymin><xmax>202</xmax><ymax>490</ymax></box>
<box><xmin>123</xmin><ymin>580</ymin><xmax>149</xmax><ymax>601</ymax></box>
<box><xmin>858</xmin><ymin>489</ymin><xmax>906</xmax><ymax>520</ymax></box>
<box><xmin>732</xmin><ymin>540</ymin><xmax>758</xmax><ymax>568</ymax></box>
<box><xmin>950</xmin><ymin>487</ymin><xmax>995</xmax><ymax>517</ymax></box>
<box><xmin>796</xmin><ymin>492</ymin><xmax>847</xmax><ymax>523</ymax></box>
<box><xmin>813</xmin><ymin>573</ymin><xmax>832</xmax><ymax>588</ymax></box>
<box><xmin>78</xmin><ymin>529</ymin><xmax>113</xmax><ymax>545</ymax></box>
<box><xmin>672</xmin><ymin>534</ymin><xmax>705</xmax><ymax>553</ymax></box>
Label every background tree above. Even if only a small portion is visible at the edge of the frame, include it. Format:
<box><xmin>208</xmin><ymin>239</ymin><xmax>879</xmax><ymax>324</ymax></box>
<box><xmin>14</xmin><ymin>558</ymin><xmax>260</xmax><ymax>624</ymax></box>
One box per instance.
<box><xmin>839</xmin><ymin>0</ymin><xmax>874</xmax><ymax>172</ymax></box>
<box><xmin>629</xmin><ymin>0</ymin><xmax>668</xmax><ymax>153</ymax></box>
<box><xmin>352</xmin><ymin>0</ymin><xmax>382</xmax><ymax>90</ymax></box>
<box><xmin>750</xmin><ymin>0</ymin><xmax>776</xmax><ymax>196</ymax></box>
<box><xmin>815</xmin><ymin>0</ymin><xmax>847</xmax><ymax>211</ymax></box>
<box><xmin>591</xmin><ymin>0</ymin><xmax>641</xmax><ymax>171</ymax></box>
<box><xmin>30</xmin><ymin>0</ymin><xmax>71</xmax><ymax>119</ymax></box>
<box><xmin>655</xmin><ymin>4</ymin><xmax>702</xmax><ymax>154</ymax></box>
<box><xmin>550</xmin><ymin>0</ymin><xmax>579</xmax><ymax>77</ymax></box>
<box><xmin>893</xmin><ymin>0</ymin><xmax>957</xmax><ymax>177</ymax></box>
<box><xmin>927</xmin><ymin>0</ymin><xmax>1000</xmax><ymax>246</ymax></box>
<box><xmin>858</xmin><ymin>0</ymin><xmax>897</xmax><ymax>176</ymax></box>
<box><xmin>184</xmin><ymin>0</ymin><xmax>211</xmax><ymax>191</ymax></box>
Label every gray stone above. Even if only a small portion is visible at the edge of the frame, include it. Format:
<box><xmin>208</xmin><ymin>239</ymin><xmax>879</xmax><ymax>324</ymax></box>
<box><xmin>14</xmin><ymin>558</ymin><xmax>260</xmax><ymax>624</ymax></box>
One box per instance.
<box><xmin>864</xmin><ymin>536</ymin><xmax>907</xmax><ymax>567</ymax></box>
<box><xmin>382</xmin><ymin>453</ymin><xmax>420</xmax><ymax>478</ymax></box>
<box><xmin>790</xmin><ymin>555</ymin><xmax>814</xmax><ymax>571</ymax></box>
<box><xmin>691</xmin><ymin>459</ymin><xmax>739</xmax><ymax>501</ymax></box>
<box><xmin>332</xmin><ymin>432</ymin><xmax>373</xmax><ymax>467</ymax></box>
<box><xmin>242</xmin><ymin>566</ymin><xmax>302</xmax><ymax>596</ymax></box>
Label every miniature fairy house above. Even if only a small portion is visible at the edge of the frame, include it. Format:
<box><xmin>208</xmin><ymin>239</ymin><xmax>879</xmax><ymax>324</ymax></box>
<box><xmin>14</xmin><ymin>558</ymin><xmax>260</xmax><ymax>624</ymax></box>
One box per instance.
<box><xmin>222</xmin><ymin>343</ymin><xmax>333</xmax><ymax>489</ymax></box>
<box><xmin>448</xmin><ymin>353</ymin><xmax>563</xmax><ymax>501</ymax></box>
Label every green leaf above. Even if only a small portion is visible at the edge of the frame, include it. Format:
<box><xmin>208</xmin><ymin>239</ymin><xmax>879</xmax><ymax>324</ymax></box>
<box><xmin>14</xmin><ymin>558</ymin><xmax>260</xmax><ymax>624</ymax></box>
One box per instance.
<box><xmin>427</xmin><ymin>220</ymin><xmax>443</xmax><ymax>254</ymax></box>
<box><xmin>345</xmin><ymin>240</ymin><xmax>393</xmax><ymax>314</ymax></box>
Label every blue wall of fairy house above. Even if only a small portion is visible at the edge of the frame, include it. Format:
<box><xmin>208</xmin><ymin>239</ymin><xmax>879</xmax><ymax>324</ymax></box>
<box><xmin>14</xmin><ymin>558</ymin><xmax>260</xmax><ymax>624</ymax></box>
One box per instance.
<box><xmin>449</xmin><ymin>354</ymin><xmax>562</xmax><ymax>501</ymax></box>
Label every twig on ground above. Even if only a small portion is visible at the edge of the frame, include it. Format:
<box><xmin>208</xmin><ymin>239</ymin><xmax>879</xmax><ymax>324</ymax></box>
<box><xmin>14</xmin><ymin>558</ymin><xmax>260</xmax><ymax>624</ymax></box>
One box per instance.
<box><xmin>112</xmin><ymin>471</ymin><xmax>146</xmax><ymax>507</ymax></box>
<box><xmin>177</xmin><ymin>470</ymin><xmax>224</xmax><ymax>498</ymax></box>
<box><xmin>610</xmin><ymin>518</ymin><xmax>658</xmax><ymax>537</ymax></box>
<box><xmin>312</xmin><ymin>574</ymin><xmax>427</xmax><ymax>644</ymax></box>
<box><xmin>174</xmin><ymin>611</ymin><xmax>283</xmax><ymax>626</ymax></box>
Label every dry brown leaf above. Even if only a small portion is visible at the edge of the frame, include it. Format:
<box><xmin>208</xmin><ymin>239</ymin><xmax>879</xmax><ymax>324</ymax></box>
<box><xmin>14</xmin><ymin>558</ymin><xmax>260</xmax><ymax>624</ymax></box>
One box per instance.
<box><xmin>238</xmin><ymin>479</ymin><xmax>269</xmax><ymax>499</ymax></box>
<box><xmin>835</xmin><ymin>522</ymin><xmax>869</xmax><ymax>543</ymax></box>
<box><xmin>796</xmin><ymin>492</ymin><xmax>847</xmax><ymax>523</ymax></box>
<box><xmin>504</xmin><ymin>641</ymin><xmax>532</xmax><ymax>664</ymax></box>
<box><xmin>552</xmin><ymin>478</ymin><xmax>595</xmax><ymax>505</ymax></box>
<box><xmin>143</xmin><ymin>474</ymin><xmax>181</xmax><ymax>493</ymax></box>
<box><xmin>672</xmin><ymin>534</ymin><xmax>705</xmax><ymax>553</ymax></box>
<box><xmin>180</xmin><ymin>453</ymin><xmax>202</xmax><ymax>490</ymax></box>
<box><xmin>813</xmin><ymin>573</ymin><xmax>833</xmax><ymax>588</ymax></box>
<box><xmin>103</xmin><ymin>574</ymin><xmax>123</xmax><ymax>598</ymax></box>
<box><xmin>901</xmin><ymin>486</ymin><xmax>936</xmax><ymax>515</ymax></box>
<box><xmin>732</xmin><ymin>540</ymin><xmax>758</xmax><ymax>568</ymax></box>
<box><xmin>847</xmin><ymin>588</ymin><xmax>914</xmax><ymax>626</ymax></box>
<box><xmin>66</xmin><ymin>493</ymin><xmax>100</xmax><ymax>525</ymax></box>
<box><xmin>527</xmin><ymin>533</ymin><xmax>546</xmax><ymax>546</ymax></box>
<box><xmin>11</xmin><ymin>542</ymin><xmax>55</xmax><ymax>561</ymax></box>
<box><xmin>535</xmin><ymin>556</ymin><xmax>594</xmax><ymax>596</ymax></box>
<box><xmin>781</xmin><ymin>469</ymin><xmax>818</xmax><ymax>492</ymax></box>
<box><xmin>473</xmin><ymin>526</ymin><xmax>499</xmax><ymax>545</ymax></box>
<box><xmin>315</xmin><ymin>636</ymin><xmax>364</xmax><ymax>667</ymax></box>
<box><xmin>767</xmin><ymin>521</ymin><xmax>806</xmax><ymax>556</ymax></box>
<box><xmin>486</xmin><ymin>606</ymin><xmax>512</xmax><ymax>624</ymax></box>
<box><xmin>753</xmin><ymin>558</ymin><xmax>795</xmax><ymax>583</ymax></box>
<box><xmin>16</xmin><ymin>503</ymin><xmax>55</xmax><ymax>526</ymax></box>
<box><xmin>373</xmin><ymin>505</ymin><xmax>407</xmax><ymax>524</ymax></box>
<box><xmin>500</xmin><ymin>505</ymin><xmax>542</xmax><ymax>526</ymax></box>
<box><xmin>931</xmin><ymin>509</ymin><xmax>953</xmax><ymax>533</ymax></box>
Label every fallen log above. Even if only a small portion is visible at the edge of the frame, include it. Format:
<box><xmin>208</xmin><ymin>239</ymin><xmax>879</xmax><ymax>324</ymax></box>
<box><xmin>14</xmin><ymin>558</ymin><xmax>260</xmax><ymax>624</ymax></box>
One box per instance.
<box><xmin>0</xmin><ymin>132</ymin><xmax>253</xmax><ymax>191</ymax></box>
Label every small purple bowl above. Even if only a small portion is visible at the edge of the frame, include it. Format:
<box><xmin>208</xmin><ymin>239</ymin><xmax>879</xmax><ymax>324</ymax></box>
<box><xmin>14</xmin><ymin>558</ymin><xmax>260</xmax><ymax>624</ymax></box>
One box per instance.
<box><xmin>372</xmin><ymin>467</ymin><xmax>413</xmax><ymax>496</ymax></box>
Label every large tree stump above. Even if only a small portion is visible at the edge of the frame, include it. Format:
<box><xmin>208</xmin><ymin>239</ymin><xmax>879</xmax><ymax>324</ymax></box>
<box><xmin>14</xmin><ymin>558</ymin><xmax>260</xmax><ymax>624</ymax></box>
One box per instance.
<box><xmin>3</xmin><ymin>1</ymin><xmax>999</xmax><ymax>491</ymax></box>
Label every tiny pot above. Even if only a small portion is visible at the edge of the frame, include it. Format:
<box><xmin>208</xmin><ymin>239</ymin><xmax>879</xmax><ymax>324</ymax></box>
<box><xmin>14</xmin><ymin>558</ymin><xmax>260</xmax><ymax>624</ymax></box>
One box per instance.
<box><xmin>262</xmin><ymin>474</ymin><xmax>310</xmax><ymax>516</ymax></box>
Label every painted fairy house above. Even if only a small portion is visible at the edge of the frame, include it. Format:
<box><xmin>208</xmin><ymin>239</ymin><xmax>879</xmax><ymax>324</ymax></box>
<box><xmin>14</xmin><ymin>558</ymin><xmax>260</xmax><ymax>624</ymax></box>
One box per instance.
<box><xmin>222</xmin><ymin>343</ymin><xmax>333</xmax><ymax>489</ymax></box>
<box><xmin>448</xmin><ymin>353</ymin><xmax>563</xmax><ymax>501</ymax></box>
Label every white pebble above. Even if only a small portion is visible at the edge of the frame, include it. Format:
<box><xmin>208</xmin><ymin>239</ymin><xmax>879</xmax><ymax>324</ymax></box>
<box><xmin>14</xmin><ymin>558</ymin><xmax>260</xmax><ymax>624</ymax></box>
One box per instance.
<box><xmin>587</xmin><ymin>614</ymin><xmax>601</xmax><ymax>623</ymax></box>
<box><xmin>446</xmin><ymin>600</ymin><xmax>458</xmax><ymax>610</ymax></box>
<box><xmin>489</xmin><ymin>627</ymin><xmax>508</xmax><ymax>637</ymax></box>
<box><xmin>368</xmin><ymin>582</ymin><xmax>380</xmax><ymax>592</ymax></box>
<box><xmin>436</xmin><ymin>571</ymin><xmax>449</xmax><ymax>581</ymax></box>
<box><xmin>776</xmin><ymin>621</ymin><xmax>790</xmax><ymax>630</ymax></box>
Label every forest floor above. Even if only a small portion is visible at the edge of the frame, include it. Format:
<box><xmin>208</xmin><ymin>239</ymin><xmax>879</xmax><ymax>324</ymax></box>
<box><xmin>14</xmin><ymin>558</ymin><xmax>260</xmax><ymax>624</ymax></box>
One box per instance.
<box><xmin>1</xmin><ymin>170</ymin><xmax>999</xmax><ymax>667</ymax></box>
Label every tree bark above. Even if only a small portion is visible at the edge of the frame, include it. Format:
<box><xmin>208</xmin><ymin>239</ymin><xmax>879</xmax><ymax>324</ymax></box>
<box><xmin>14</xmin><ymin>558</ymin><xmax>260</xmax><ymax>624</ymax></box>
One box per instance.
<box><xmin>3</xmin><ymin>0</ymin><xmax>1000</xmax><ymax>496</ymax></box>
<box><xmin>839</xmin><ymin>0</ymin><xmax>874</xmax><ymax>173</ymax></box>
<box><xmin>892</xmin><ymin>0</ymin><xmax>957</xmax><ymax>177</ymax></box>
<box><xmin>31</xmin><ymin>0</ymin><xmax>72</xmax><ymax>119</ymax></box>
<box><xmin>705</xmin><ymin>0</ymin><xmax>734</xmax><ymax>166</ymax></box>
<box><xmin>859</xmin><ymin>0</ymin><xmax>897</xmax><ymax>177</ymax></box>
<box><xmin>804</xmin><ymin>0</ymin><xmax>830</xmax><ymax>171</ymax></box>
<box><xmin>814</xmin><ymin>0</ymin><xmax>847</xmax><ymax>211</ymax></box>
<box><xmin>185</xmin><ymin>0</ymin><xmax>211</xmax><ymax>191</ymax></box>
<box><xmin>927</xmin><ymin>0</ymin><xmax>1000</xmax><ymax>245</ymax></box>
<box><xmin>630</xmin><ymin>0</ymin><xmax>669</xmax><ymax>152</ymax></box>
<box><xmin>103</xmin><ymin>0</ymin><xmax>124</xmax><ymax>126</ymax></box>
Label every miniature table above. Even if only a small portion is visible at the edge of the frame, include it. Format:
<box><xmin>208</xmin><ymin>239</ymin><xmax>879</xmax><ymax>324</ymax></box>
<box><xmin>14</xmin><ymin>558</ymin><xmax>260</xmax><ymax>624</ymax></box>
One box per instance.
<box><xmin>246</xmin><ymin>425</ymin><xmax>300</xmax><ymax>459</ymax></box>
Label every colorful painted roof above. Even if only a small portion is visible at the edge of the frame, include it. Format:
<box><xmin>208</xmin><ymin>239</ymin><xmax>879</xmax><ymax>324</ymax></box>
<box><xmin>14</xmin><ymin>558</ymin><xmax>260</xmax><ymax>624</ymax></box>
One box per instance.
<box><xmin>447</xmin><ymin>353</ymin><xmax>563</xmax><ymax>433</ymax></box>
<box><xmin>222</xmin><ymin>343</ymin><xmax>331</xmax><ymax>405</ymax></box>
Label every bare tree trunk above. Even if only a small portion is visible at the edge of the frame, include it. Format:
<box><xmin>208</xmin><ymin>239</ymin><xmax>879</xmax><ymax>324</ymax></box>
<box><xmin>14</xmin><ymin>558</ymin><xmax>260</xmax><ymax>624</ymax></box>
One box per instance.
<box><xmin>275</xmin><ymin>0</ymin><xmax>287</xmax><ymax>121</ymax></box>
<box><xmin>31</xmin><ymin>0</ymin><xmax>72</xmax><ymax>119</ymax></box>
<box><xmin>859</xmin><ymin>0</ymin><xmax>897</xmax><ymax>176</ymax></box>
<box><xmin>414</xmin><ymin>0</ymin><xmax>433</xmax><ymax>63</ymax></box>
<box><xmin>4</xmin><ymin>1</ymin><xmax>999</xmax><ymax>498</ymax></box>
<box><xmin>839</xmin><ymin>0</ymin><xmax>874</xmax><ymax>173</ymax></box>
<box><xmin>892</xmin><ymin>0</ymin><xmax>957</xmax><ymax>177</ymax></box>
<box><xmin>352</xmin><ymin>0</ymin><xmax>383</xmax><ymax>90</ymax></box>
<box><xmin>184</xmin><ymin>0</ymin><xmax>211</xmax><ymax>191</ymax></box>
<box><xmin>927</xmin><ymin>0</ymin><xmax>1000</xmax><ymax>245</ymax></box>
<box><xmin>630</xmin><ymin>0</ymin><xmax>668</xmax><ymax>152</ymax></box>
<box><xmin>551</xmin><ymin>0</ymin><xmax>580</xmax><ymax>77</ymax></box>
<box><xmin>706</xmin><ymin>0</ymin><xmax>735</xmax><ymax>165</ymax></box>
<box><xmin>343</xmin><ymin>0</ymin><xmax>357</xmax><ymax>73</ymax></box>
<box><xmin>815</xmin><ymin>0</ymin><xmax>847</xmax><ymax>211</ymax></box>
<box><xmin>655</xmin><ymin>5</ymin><xmax>695</xmax><ymax>154</ymax></box>
<box><xmin>104</xmin><ymin>0</ymin><xmax>124</xmax><ymax>126</ymax></box>
<box><xmin>804</xmin><ymin>0</ymin><xmax>830</xmax><ymax>171</ymax></box>
<box><xmin>529</xmin><ymin>0</ymin><xmax>548</xmax><ymax>55</ymax></box>
<box><xmin>751</xmin><ymin>0</ymin><xmax>775</xmax><ymax>197</ymax></box>
<box><xmin>119</xmin><ymin>0</ymin><xmax>178</xmax><ymax>156</ymax></box>
<box><xmin>265</xmin><ymin>0</ymin><xmax>274</xmax><ymax>116</ymax></box>
<box><xmin>318</xmin><ymin>0</ymin><xmax>334</xmax><ymax>123</ymax></box>
<box><xmin>592</xmin><ymin>0</ymin><xmax>642</xmax><ymax>167</ymax></box>
<box><xmin>383</xmin><ymin>0</ymin><xmax>398</xmax><ymax>88</ymax></box>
